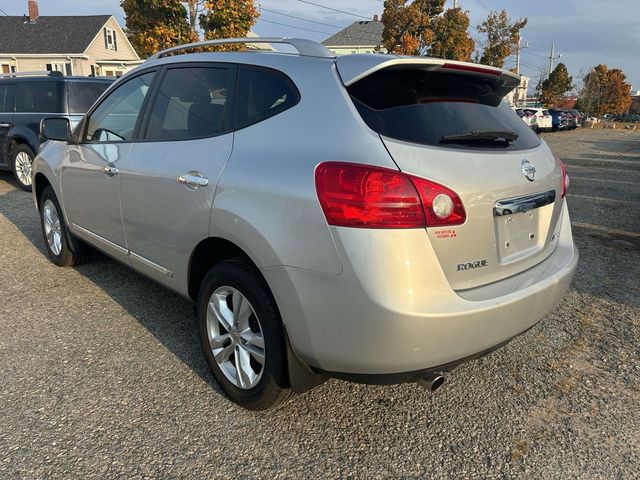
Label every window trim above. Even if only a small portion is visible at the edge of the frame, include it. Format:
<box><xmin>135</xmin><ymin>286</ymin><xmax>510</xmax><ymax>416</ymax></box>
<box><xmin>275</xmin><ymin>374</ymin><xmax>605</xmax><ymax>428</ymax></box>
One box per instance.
<box><xmin>105</xmin><ymin>28</ymin><xmax>117</xmax><ymax>51</ymax></box>
<box><xmin>79</xmin><ymin>68</ymin><xmax>158</xmax><ymax>145</ymax></box>
<box><xmin>233</xmin><ymin>64</ymin><xmax>301</xmax><ymax>131</ymax></box>
<box><xmin>138</xmin><ymin>62</ymin><xmax>238</xmax><ymax>143</ymax></box>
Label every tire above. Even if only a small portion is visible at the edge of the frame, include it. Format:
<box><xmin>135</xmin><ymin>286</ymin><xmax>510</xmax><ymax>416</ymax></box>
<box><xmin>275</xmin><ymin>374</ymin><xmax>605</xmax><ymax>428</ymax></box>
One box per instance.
<box><xmin>198</xmin><ymin>258</ymin><xmax>292</xmax><ymax>410</ymax></box>
<box><xmin>11</xmin><ymin>144</ymin><xmax>35</xmax><ymax>192</ymax></box>
<box><xmin>39</xmin><ymin>186</ymin><xmax>90</xmax><ymax>267</ymax></box>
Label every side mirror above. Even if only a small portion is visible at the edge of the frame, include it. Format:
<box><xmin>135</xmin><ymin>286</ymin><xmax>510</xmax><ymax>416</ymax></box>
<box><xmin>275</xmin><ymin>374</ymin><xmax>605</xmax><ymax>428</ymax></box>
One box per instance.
<box><xmin>40</xmin><ymin>117</ymin><xmax>71</xmax><ymax>142</ymax></box>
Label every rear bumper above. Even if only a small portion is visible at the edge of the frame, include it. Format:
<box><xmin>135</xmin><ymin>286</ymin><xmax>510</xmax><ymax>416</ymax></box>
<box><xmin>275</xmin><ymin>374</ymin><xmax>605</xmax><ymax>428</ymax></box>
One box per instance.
<box><xmin>263</xmin><ymin>204</ymin><xmax>577</xmax><ymax>378</ymax></box>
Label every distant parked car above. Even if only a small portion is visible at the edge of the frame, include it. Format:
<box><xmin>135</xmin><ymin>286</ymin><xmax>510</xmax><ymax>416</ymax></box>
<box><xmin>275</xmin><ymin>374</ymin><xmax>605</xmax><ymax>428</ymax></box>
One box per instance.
<box><xmin>549</xmin><ymin>109</ymin><xmax>569</xmax><ymax>131</ymax></box>
<box><xmin>570</xmin><ymin>110</ymin><xmax>585</xmax><ymax>126</ymax></box>
<box><xmin>512</xmin><ymin>107</ymin><xmax>537</xmax><ymax>130</ymax></box>
<box><xmin>524</xmin><ymin>108</ymin><xmax>553</xmax><ymax>133</ymax></box>
<box><xmin>569</xmin><ymin>110</ymin><xmax>584</xmax><ymax>127</ymax></box>
<box><xmin>613</xmin><ymin>114</ymin><xmax>640</xmax><ymax>123</ymax></box>
<box><xmin>0</xmin><ymin>71</ymin><xmax>114</xmax><ymax>191</ymax></box>
<box><xmin>562</xmin><ymin>110</ymin><xmax>578</xmax><ymax>130</ymax></box>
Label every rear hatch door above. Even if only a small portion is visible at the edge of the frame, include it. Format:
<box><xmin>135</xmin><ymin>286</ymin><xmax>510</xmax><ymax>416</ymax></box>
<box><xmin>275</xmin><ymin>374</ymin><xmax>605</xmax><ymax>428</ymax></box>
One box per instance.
<box><xmin>338</xmin><ymin>56</ymin><xmax>565</xmax><ymax>290</ymax></box>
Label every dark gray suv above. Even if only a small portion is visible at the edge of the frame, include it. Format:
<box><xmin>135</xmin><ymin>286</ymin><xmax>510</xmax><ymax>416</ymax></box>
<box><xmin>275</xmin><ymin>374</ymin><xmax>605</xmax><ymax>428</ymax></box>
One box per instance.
<box><xmin>0</xmin><ymin>72</ymin><xmax>113</xmax><ymax>191</ymax></box>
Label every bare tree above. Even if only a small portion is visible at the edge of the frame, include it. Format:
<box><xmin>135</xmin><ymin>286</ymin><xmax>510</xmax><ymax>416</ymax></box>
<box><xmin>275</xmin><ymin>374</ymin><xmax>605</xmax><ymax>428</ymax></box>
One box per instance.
<box><xmin>183</xmin><ymin>0</ymin><xmax>206</xmax><ymax>39</ymax></box>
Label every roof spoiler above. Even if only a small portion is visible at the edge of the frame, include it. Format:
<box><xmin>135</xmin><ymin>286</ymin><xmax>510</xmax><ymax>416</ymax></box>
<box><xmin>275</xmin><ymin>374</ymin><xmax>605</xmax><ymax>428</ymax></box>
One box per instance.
<box><xmin>336</xmin><ymin>55</ymin><xmax>521</xmax><ymax>95</ymax></box>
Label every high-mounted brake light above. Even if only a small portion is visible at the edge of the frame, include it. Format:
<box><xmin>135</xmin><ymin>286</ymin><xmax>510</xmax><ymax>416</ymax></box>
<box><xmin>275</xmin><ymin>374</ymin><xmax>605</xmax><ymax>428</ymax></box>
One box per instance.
<box><xmin>559</xmin><ymin>159</ymin><xmax>569</xmax><ymax>198</ymax></box>
<box><xmin>442</xmin><ymin>63</ymin><xmax>501</xmax><ymax>76</ymax></box>
<box><xmin>315</xmin><ymin>162</ymin><xmax>466</xmax><ymax>229</ymax></box>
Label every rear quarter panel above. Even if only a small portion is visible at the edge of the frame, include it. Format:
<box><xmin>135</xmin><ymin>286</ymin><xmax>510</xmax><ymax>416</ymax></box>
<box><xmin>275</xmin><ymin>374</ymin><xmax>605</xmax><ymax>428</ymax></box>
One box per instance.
<box><xmin>211</xmin><ymin>57</ymin><xmax>397</xmax><ymax>275</ymax></box>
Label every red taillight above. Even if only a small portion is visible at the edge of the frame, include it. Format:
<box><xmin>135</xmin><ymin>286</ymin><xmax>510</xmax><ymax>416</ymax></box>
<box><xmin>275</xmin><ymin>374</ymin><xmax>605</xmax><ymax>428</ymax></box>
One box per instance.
<box><xmin>315</xmin><ymin>162</ymin><xmax>465</xmax><ymax>228</ymax></box>
<box><xmin>560</xmin><ymin>160</ymin><xmax>569</xmax><ymax>198</ymax></box>
<box><xmin>409</xmin><ymin>175</ymin><xmax>466</xmax><ymax>227</ymax></box>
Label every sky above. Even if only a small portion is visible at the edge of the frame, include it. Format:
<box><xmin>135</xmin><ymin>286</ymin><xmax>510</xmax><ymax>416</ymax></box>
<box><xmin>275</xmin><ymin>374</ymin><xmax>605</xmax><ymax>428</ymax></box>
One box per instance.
<box><xmin>2</xmin><ymin>0</ymin><xmax>639</xmax><ymax>92</ymax></box>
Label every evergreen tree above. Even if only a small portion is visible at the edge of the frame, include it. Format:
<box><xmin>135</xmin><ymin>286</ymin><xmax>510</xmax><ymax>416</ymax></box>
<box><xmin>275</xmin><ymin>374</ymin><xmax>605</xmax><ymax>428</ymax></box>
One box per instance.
<box><xmin>540</xmin><ymin>63</ymin><xmax>574</xmax><ymax>107</ymax></box>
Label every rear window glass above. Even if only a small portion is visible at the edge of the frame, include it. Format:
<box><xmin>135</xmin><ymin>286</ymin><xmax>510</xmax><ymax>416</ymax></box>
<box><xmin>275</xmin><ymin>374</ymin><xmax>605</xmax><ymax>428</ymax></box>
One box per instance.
<box><xmin>67</xmin><ymin>81</ymin><xmax>111</xmax><ymax>114</ymax></box>
<box><xmin>15</xmin><ymin>81</ymin><xmax>62</xmax><ymax>113</ymax></box>
<box><xmin>348</xmin><ymin>69</ymin><xmax>540</xmax><ymax>151</ymax></box>
<box><xmin>236</xmin><ymin>67</ymin><xmax>298</xmax><ymax>129</ymax></box>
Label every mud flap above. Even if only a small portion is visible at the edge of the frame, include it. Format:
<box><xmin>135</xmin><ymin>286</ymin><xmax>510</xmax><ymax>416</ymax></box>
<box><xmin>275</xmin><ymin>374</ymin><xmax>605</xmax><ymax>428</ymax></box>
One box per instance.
<box><xmin>284</xmin><ymin>329</ymin><xmax>326</xmax><ymax>393</ymax></box>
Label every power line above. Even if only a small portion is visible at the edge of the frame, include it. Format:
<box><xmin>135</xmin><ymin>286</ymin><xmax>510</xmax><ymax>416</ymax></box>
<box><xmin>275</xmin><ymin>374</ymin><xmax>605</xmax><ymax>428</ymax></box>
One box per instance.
<box><xmin>260</xmin><ymin>7</ymin><xmax>344</xmax><ymax>29</ymax></box>
<box><xmin>257</xmin><ymin>17</ymin><xmax>381</xmax><ymax>44</ymax></box>
<box><xmin>293</xmin><ymin>0</ymin><xmax>371</xmax><ymax>20</ymax></box>
<box><xmin>470</xmin><ymin>0</ymin><xmax>491</xmax><ymax>12</ymax></box>
<box><xmin>260</xmin><ymin>6</ymin><xmax>382</xmax><ymax>41</ymax></box>
<box><xmin>257</xmin><ymin>18</ymin><xmax>334</xmax><ymax>36</ymax></box>
<box><xmin>522</xmin><ymin>51</ymin><xmax>550</xmax><ymax>59</ymax></box>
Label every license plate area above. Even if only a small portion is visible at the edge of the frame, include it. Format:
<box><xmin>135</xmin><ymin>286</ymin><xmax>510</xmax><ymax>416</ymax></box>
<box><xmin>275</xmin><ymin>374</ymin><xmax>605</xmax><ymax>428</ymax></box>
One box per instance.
<box><xmin>493</xmin><ymin>190</ymin><xmax>556</xmax><ymax>265</ymax></box>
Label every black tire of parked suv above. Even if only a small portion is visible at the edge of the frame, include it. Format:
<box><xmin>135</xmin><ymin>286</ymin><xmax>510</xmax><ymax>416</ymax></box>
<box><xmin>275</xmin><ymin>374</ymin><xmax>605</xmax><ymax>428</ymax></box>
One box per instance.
<box><xmin>39</xmin><ymin>186</ymin><xmax>90</xmax><ymax>267</ymax></box>
<box><xmin>11</xmin><ymin>144</ymin><xmax>35</xmax><ymax>192</ymax></box>
<box><xmin>197</xmin><ymin>258</ymin><xmax>293</xmax><ymax>410</ymax></box>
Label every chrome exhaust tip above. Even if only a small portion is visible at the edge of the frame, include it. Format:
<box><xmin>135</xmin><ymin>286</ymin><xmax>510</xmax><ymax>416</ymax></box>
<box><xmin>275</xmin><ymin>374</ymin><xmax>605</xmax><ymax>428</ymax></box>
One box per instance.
<box><xmin>417</xmin><ymin>373</ymin><xmax>445</xmax><ymax>392</ymax></box>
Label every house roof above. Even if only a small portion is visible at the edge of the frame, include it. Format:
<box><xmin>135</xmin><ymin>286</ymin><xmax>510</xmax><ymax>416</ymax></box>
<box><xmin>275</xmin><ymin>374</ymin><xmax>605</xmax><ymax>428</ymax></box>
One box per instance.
<box><xmin>0</xmin><ymin>15</ymin><xmax>112</xmax><ymax>54</ymax></box>
<box><xmin>322</xmin><ymin>20</ymin><xmax>383</xmax><ymax>47</ymax></box>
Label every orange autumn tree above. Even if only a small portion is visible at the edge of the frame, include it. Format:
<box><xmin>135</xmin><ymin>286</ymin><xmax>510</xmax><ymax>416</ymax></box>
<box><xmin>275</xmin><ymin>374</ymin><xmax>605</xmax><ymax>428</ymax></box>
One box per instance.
<box><xmin>381</xmin><ymin>0</ymin><xmax>440</xmax><ymax>55</ymax></box>
<box><xmin>429</xmin><ymin>7</ymin><xmax>475</xmax><ymax>61</ymax></box>
<box><xmin>199</xmin><ymin>0</ymin><xmax>259</xmax><ymax>50</ymax></box>
<box><xmin>121</xmin><ymin>0</ymin><xmax>196</xmax><ymax>58</ymax></box>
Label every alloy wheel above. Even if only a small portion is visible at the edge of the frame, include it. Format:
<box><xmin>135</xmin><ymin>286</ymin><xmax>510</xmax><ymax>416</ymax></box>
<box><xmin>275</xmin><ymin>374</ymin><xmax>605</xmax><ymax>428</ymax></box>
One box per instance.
<box><xmin>42</xmin><ymin>199</ymin><xmax>62</xmax><ymax>256</ymax></box>
<box><xmin>206</xmin><ymin>286</ymin><xmax>266</xmax><ymax>389</ymax></box>
<box><xmin>15</xmin><ymin>151</ymin><xmax>33</xmax><ymax>187</ymax></box>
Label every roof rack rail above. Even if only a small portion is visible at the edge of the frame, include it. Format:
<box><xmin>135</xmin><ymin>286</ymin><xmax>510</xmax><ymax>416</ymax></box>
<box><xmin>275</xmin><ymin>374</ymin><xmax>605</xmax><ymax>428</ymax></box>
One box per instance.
<box><xmin>0</xmin><ymin>70</ymin><xmax>65</xmax><ymax>78</ymax></box>
<box><xmin>148</xmin><ymin>37</ymin><xmax>334</xmax><ymax>61</ymax></box>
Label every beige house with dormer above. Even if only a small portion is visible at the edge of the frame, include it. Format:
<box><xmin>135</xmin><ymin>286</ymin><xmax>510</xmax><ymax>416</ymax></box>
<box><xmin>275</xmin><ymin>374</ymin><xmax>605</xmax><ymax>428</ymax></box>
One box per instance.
<box><xmin>0</xmin><ymin>1</ymin><xmax>141</xmax><ymax>77</ymax></box>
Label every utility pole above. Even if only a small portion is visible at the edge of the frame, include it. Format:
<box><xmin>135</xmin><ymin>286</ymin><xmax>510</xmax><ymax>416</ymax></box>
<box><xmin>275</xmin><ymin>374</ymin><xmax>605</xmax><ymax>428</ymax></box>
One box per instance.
<box><xmin>514</xmin><ymin>33</ymin><xmax>530</xmax><ymax>106</ymax></box>
<box><xmin>548</xmin><ymin>43</ymin><xmax>562</xmax><ymax>76</ymax></box>
<box><xmin>453</xmin><ymin>0</ymin><xmax>459</xmax><ymax>8</ymax></box>
<box><xmin>516</xmin><ymin>34</ymin><xmax>521</xmax><ymax>75</ymax></box>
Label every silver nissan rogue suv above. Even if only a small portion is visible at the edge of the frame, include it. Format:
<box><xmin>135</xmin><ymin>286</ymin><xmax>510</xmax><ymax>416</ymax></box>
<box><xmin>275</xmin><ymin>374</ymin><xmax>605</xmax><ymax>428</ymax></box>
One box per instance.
<box><xmin>33</xmin><ymin>38</ymin><xmax>577</xmax><ymax>410</ymax></box>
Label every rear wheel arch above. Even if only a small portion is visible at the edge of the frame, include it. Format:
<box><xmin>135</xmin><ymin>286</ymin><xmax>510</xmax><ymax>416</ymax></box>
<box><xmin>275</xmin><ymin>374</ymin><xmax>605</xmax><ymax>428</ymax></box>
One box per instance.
<box><xmin>9</xmin><ymin>135</ymin><xmax>36</xmax><ymax>157</ymax></box>
<box><xmin>34</xmin><ymin>172</ymin><xmax>52</xmax><ymax>208</ymax></box>
<box><xmin>188</xmin><ymin>237</ymin><xmax>262</xmax><ymax>303</ymax></box>
<box><xmin>190</xmin><ymin>238</ymin><xmax>325</xmax><ymax>397</ymax></box>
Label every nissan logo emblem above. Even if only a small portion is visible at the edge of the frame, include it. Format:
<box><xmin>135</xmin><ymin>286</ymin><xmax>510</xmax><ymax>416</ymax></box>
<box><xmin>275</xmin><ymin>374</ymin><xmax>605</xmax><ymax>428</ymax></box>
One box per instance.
<box><xmin>521</xmin><ymin>159</ymin><xmax>536</xmax><ymax>181</ymax></box>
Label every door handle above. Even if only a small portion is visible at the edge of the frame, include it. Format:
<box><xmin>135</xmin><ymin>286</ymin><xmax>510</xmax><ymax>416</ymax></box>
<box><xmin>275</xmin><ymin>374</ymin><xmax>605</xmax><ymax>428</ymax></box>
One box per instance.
<box><xmin>0</xmin><ymin>123</ymin><xmax>11</xmax><ymax>128</ymax></box>
<box><xmin>177</xmin><ymin>172</ymin><xmax>209</xmax><ymax>188</ymax></box>
<box><xmin>102</xmin><ymin>166</ymin><xmax>119</xmax><ymax>177</ymax></box>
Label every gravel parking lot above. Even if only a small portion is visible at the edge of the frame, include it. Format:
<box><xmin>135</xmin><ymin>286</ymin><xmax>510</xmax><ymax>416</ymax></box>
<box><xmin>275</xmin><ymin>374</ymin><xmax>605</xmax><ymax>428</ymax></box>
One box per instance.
<box><xmin>1</xmin><ymin>128</ymin><xmax>638</xmax><ymax>478</ymax></box>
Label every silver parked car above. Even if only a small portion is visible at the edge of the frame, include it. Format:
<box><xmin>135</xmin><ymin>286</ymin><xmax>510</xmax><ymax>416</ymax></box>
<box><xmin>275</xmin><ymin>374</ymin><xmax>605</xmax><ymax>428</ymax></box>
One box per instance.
<box><xmin>33</xmin><ymin>38</ymin><xmax>577</xmax><ymax>410</ymax></box>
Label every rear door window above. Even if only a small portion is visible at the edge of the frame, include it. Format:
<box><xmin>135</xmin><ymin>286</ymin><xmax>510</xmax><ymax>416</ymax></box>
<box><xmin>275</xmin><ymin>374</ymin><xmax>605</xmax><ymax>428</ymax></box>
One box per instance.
<box><xmin>235</xmin><ymin>66</ymin><xmax>299</xmax><ymax>129</ymax></box>
<box><xmin>15</xmin><ymin>81</ymin><xmax>62</xmax><ymax>113</ymax></box>
<box><xmin>67</xmin><ymin>81</ymin><xmax>112</xmax><ymax>114</ymax></box>
<box><xmin>143</xmin><ymin>66</ymin><xmax>231</xmax><ymax>141</ymax></box>
<box><xmin>348</xmin><ymin>69</ymin><xmax>540</xmax><ymax>151</ymax></box>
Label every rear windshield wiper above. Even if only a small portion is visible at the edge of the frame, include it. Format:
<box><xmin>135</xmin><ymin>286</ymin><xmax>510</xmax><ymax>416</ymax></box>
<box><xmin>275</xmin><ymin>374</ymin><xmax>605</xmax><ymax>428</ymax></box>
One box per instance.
<box><xmin>440</xmin><ymin>130</ymin><xmax>519</xmax><ymax>145</ymax></box>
